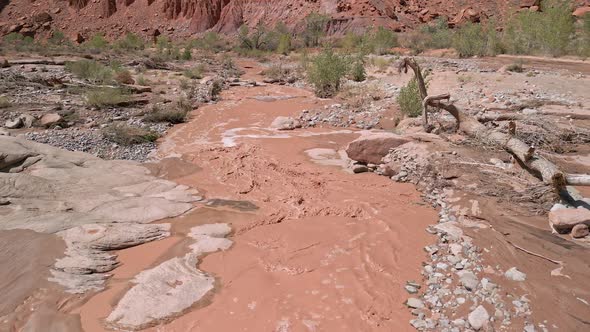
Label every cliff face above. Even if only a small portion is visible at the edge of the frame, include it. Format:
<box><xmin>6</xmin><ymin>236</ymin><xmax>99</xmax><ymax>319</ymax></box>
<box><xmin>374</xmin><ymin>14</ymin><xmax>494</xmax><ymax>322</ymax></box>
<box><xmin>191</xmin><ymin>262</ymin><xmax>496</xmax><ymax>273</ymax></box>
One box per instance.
<box><xmin>0</xmin><ymin>0</ymin><xmax>589</xmax><ymax>40</ymax></box>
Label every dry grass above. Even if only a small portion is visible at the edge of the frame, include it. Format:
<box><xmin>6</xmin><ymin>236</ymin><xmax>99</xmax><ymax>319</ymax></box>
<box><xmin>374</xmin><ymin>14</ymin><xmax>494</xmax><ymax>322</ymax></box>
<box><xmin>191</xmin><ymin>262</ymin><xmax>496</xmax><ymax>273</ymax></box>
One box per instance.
<box><xmin>102</xmin><ymin>123</ymin><xmax>159</xmax><ymax>145</ymax></box>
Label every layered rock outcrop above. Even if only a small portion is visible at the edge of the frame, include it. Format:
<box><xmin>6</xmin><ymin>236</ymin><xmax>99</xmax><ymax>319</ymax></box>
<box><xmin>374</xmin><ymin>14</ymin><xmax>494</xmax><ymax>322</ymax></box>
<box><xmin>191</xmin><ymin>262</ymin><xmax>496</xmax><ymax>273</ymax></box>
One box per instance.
<box><xmin>0</xmin><ymin>136</ymin><xmax>202</xmax><ymax>292</ymax></box>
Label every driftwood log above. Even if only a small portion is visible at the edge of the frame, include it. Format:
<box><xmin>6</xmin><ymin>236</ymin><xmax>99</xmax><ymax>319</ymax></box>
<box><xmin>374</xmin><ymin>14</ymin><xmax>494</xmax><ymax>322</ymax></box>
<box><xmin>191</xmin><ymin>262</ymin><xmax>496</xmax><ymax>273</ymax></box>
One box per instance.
<box><xmin>398</xmin><ymin>57</ymin><xmax>575</xmax><ymax>190</ymax></box>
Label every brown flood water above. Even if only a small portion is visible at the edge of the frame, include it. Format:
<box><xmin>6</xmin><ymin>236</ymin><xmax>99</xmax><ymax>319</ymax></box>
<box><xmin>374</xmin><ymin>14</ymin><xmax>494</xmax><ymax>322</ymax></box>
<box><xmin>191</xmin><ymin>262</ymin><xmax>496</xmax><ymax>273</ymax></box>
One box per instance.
<box><xmin>77</xmin><ymin>66</ymin><xmax>437</xmax><ymax>331</ymax></box>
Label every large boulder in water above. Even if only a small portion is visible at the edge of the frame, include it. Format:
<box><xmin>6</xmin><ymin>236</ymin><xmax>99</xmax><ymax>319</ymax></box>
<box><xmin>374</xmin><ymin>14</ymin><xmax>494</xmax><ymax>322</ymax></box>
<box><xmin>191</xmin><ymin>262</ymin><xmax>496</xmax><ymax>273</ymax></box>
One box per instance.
<box><xmin>346</xmin><ymin>131</ymin><xmax>410</xmax><ymax>164</ymax></box>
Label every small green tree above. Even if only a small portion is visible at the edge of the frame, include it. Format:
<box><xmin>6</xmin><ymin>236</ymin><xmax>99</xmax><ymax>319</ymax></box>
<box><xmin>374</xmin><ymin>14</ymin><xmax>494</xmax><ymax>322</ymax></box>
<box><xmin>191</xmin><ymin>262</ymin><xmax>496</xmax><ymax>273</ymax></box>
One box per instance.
<box><xmin>307</xmin><ymin>48</ymin><xmax>349</xmax><ymax>97</ymax></box>
<box><xmin>397</xmin><ymin>71</ymin><xmax>430</xmax><ymax>118</ymax></box>
<box><xmin>113</xmin><ymin>32</ymin><xmax>145</xmax><ymax>52</ymax></box>
<box><xmin>453</xmin><ymin>21</ymin><xmax>499</xmax><ymax>57</ymax></box>
<box><xmin>277</xmin><ymin>33</ymin><xmax>292</xmax><ymax>55</ymax></box>
<box><xmin>369</xmin><ymin>27</ymin><xmax>397</xmax><ymax>55</ymax></box>
<box><xmin>303</xmin><ymin>13</ymin><xmax>330</xmax><ymax>47</ymax></box>
<box><xmin>350</xmin><ymin>53</ymin><xmax>366</xmax><ymax>82</ymax></box>
<box><xmin>85</xmin><ymin>33</ymin><xmax>109</xmax><ymax>51</ymax></box>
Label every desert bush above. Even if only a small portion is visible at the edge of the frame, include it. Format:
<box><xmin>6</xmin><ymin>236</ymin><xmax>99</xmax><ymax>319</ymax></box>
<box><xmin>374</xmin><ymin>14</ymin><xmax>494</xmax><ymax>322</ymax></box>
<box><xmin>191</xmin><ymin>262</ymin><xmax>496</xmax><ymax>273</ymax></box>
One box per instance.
<box><xmin>0</xmin><ymin>96</ymin><xmax>11</xmax><ymax>109</ymax></box>
<box><xmin>453</xmin><ymin>21</ymin><xmax>500</xmax><ymax>57</ymax></box>
<box><xmin>369</xmin><ymin>56</ymin><xmax>392</xmax><ymax>72</ymax></box>
<box><xmin>85</xmin><ymin>33</ymin><xmax>109</xmax><ymax>52</ymax></box>
<box><xmin>303</xmin><ymin>13</ymin><xmax>330</xmax><ymax>47</ymax></box>
<box><xmin>181</xmin><ymin>47</ymin><xmax>192</xmax><ymax>60</ymax></box>
<box><xmin>366</xmin><ymin>27</ymin><xmax>397</xmax><ymax>55</ymax></box>
<box><xmin>276</xmin><ymin>33</ymin><xmax>292</xmax><ymax>55</ymax></box>
<box><xmin>339</xmin><ymin>84</ymin><xmax>386</xmax><ymax>110</ymax></box>
<box><xmin>102</xmin><ymin>123</ymin><xmax>159</xmax><ymax>145</ymax></box>
<box><xmin>183</xmin><ymin>64</ymin><xmax>206</xmax><ymax>79</ymax></box>
<box><xmin>114</xmin><ymin>69</ymin><xmax>134</xmax><ymax>84</ymax></box>
<box><xmin>398</xmin><ymin>31</ymin><xmax>430</xmax><ymax>54</ymax></box>
<box><xmin>48</xmin><ymin>30</ymin><xmax>67</xmax><ymax>45</ymax></box>
<box><xmin>397</xmin><ymin>70</ymin><xmax>429</xmax><ymax>117</ymax></box>
<box><xmin>190</xmin><ymin>32</ymin><xmax>227</xmax><ymax>52</ymax></box>
<box><xmin>338</xmin><ymin>32</ymin><xmax>365</xmax><ymax>52</ymax></box>
<box><xmin>238</xmin><ymin>24</ymin><xmax>268</xmax><ymax>50</ymax></box>
<box><xmin>3</xmin><ymin>33</ymin><xmax>24</xmax><ymax>45</ymax></box>
<box><xmin>576</xmin><ymin>14</ymin><xmax>590</xmax><ymax>57</ymax></box>
<box><xmin>65</xmin><ymin>60</ymin><xmax>113</xmax><ymax>84</ymax></box>
<box><xmin>210</xmin><ymin>79</ymin><xmax>224</xmax><ymax>100</ymax></box>
<box><xmin>136</xmin><ymin>75</ymin><xmax>150</xmax><ymax>86</ymax></box>
<box><xmin>85</xmin><ymin>88</ymin><xmax>128</xmax><ymax>108</ymax></box>
<box><xmin>349</xmin><ymin>54</ymin><xmax>366</xmax><ymax>82</ymax></box>
<box><xmin>263</xmin><ymin>62</ymin><xmax>295</xmax><ymax>82</ymax></box>
<box><xmin>113</xmin><ymin>33</ymin><xmax>145</xmax><ymax>52</ymax></box>
<box><xmin>420</xmin><ymin>18</ymin><xmax>453</xmax><ymax>49</ymax></box>
<box><xmin>506</xmin><ymin>61</ymin><xmax>524</xmax><ymax>73</ymax></box>
<box><xmin>143</xmin><ymin>100</ymin><xmax>190</xmax><ymax>124</ymax></box>
<box><xmin>503</xmin><ymin>0</ymin><xmax>574</xmax><ymax>56</ymax></box>
<box><xmin>307</xmin><ymin>48</ymin><xmax>350</xmax><ymax>98</ymax></box>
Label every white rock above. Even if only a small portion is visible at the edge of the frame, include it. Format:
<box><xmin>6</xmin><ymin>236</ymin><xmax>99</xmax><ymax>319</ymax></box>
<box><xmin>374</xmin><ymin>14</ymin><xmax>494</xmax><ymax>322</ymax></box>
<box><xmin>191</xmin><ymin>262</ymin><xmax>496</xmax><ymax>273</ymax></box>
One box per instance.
<box><xmin>468</xmin><ymin>305</ymin><xmax>490</xmax><ymax>330</ymax></box>
<box><xmin>406</xmin><ymin>297</ymin><xmax>425</xmax><ymax>309</ymax></box>
<box><xmin>458</xmin><ymin>271</ymin><xmax>478</xmax><ymax>291</ymax></box>
<box><xmin>504</xmin><ymin>267</ymin><xmax>527</xmax><ymax>281</ymax></box>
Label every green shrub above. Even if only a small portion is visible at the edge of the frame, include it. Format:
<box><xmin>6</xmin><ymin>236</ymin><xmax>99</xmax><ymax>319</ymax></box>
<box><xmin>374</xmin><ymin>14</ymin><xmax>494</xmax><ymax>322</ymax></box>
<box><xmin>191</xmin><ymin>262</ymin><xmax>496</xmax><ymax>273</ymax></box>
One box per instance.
<box><xmin>420</xmin><ymin>18</ymin><xmax>453</xmax><ymax>49</ymax></box>
<box><xmin>338</xmin><ymin>32</ymin><xmax>365</xmax><ymax>52</ymax></box>
<box><xmin>453</xmin><ymin>21</ymin><xmax>500</xmax><ymax>57</ymax></box>
<box><xmin>577</xmin><ymin>14</ymin><xmax>590</xmax><ymax>57</ymax></box>
<box><xmin>136</xmin><ymin>75</ymin><xmax>150</xmax><ymax>86</ymax></box>
<box><xmin>143</xmin><ymin>100</ymin><xmax>190</xmax><ymax>124</ymax></box>
<box><xmin>48</xmin><ymin>30</ymin><xmax>67</xmax><ymax>45</ymax></box>
<box><xmin>350</xmin><ymin>54</ymin><xmax>366</xmax><ymax>82</ymax></box>
<box><xmin>85</xmin><ymin>33</ymin><xmax>109</xmax><ymax>52</ymax></box>
<box><xmin>503</xmin><ymin>0</ymin><xmax>574</xmax><ymax>56</ymax></box>
<box><xmin>307</xmin><ymin>48</ymin><xmax>350</xmax><ymax>98</ymax></box>
<box><xmin>0</xmin><ymin>96</ymin><xmax>11</xmax><ymax>109</ymax></box>
<box><xmin>369</xmin><ymin>56</ymin><xmax>392</xmax><ymax>72</ymax></box>
<box><xmin>367</xmin><ymin>27</ymin><xmax>397</xmax><ymax>55</ymax></box>
<box><xmin>210</xmin><ymin>79</ymin><xmax>223</xmax><ymax>100</ymax></box>
<box><xmin>113</xmin><ymin>33</ymin><xmax>145</xmax><ymax>52</ymax></box>
<box><xmin>86</xmin><ymin>88</ymin><xmax>128</xmax><ymax>108</ymax></box>
<box><xmin>3</xmin><ymin>33</ymin><xmax>24</xmax><ymax>45</ymax></box>
<box><xmin>303</xmin><ymin>13</ymin><xmax>330</xmax><ymax>47</ymax></box>
<box><xmin>276</xmin><ymin>33</ymin><xmax>292</xmax><ymax>55</ymax></box>
<box><xmin>183</xmin><ymin>64</ymin><xmax>206</xmax><ymax>79</ymax></box>
<box><xmin>506</xmin><ymin>61</ymin><xmax>524</xmax><ymax>73</ymax></box>
<box><xmin>181</xmin><ymin>47</ymin><xmax>192</xmax><ymax>60</ymax></box>
<box><xmin>65</xmin><ymin>60</ymin><xmax>113</xmax><ymax>84</ymax></box>
<box><xmin>190</xmin><ymin>32</ymin><xmax>227</xmax><ymax>52</ymax></box>
<box><xmin>397</xmin><ymin>71</ymin><xmax>429</xmax><ymax>118</ymax></box>
<box><xmin>114</xmin><ymin>69</ymin><xmax>134</xmax><ymax>84</ymax></box>
<box><xmin>263</xmin><ymin>62</ymin><xmax>294</xmax><ymax>82</ymax></box>
<box><xmin>102</xmin><ymin>123</ymin><xmax>159</xmax><ymax>145</ymax></box>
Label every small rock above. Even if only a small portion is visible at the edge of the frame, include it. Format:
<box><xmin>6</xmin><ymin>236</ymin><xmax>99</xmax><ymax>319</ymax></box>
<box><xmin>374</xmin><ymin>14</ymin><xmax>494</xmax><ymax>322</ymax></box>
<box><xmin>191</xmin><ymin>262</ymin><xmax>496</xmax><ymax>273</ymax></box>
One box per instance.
<box><xmin>270</xmin><ymin>116</ymin><xmax>301</xmax><ymax>130</ymax></box>
<box><xmin>504</xmin><ymin>267</ymin><xmax>527</xmax><ymax>281</ymax></box>
<box><xmin>458</xmin><ymin>271</ymin><xmax>478</xmax><ymax>291</ymax></box>
<box><xmin>405</xmin><ymin>285</ymin><xmax>419</xmax><ymax>294</ymax></box>
<box><xmin>571</xmin><ymin>224</ymin><xmax>589</xmax><ymax>239</ymax></box>
<box><xmin>0</xmin><ymin>198</ymin><xmax>10</xmax><ymax>206</ymax></box>
<box><xmin>410</xmin><ymin>319</ymin><xmax>427</xmax><ymax>329</ymax></box>
<box><xmin>352</xmin><ymin>164</ymin><xmax>369</xmax><ymax>174</ymax></box>
<box><xmin>406</xmin><ymin>298</ymin><xmax>425</xmax><ymax>309</ymax></box>
<box><xmin>468</xmin><ymin>305</ymin><xmax>490</xmax><ymax>330</ymax></box>
<box><xmin>19</xmin><ymin>114</ymin><xmax>35</xmax><ymax>128</ymax></box>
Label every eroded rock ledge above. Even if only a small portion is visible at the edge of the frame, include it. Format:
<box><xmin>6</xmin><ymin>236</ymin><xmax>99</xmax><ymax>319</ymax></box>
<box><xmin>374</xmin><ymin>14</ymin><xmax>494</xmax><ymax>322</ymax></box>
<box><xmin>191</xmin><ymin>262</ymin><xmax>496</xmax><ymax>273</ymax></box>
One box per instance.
<box><xmin>0</xmin><ymin>136</ymin><xmax>202</xmax><ymax>292</ymax></box>
<box><xmin>106</xmin><ymin>223</ymin><xmax>233</xmax><ymax>330</ymax></box>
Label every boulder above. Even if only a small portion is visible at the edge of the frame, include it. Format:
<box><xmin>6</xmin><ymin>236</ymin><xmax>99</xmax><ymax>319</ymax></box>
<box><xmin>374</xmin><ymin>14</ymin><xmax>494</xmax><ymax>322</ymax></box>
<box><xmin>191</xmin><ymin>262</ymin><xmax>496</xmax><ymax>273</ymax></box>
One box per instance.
<box><xmin>549</xmin><ymin>208</ymin><xmax>590</xmax><ymax>233</ymax></box>
<box><xmin>19</xmin><ymin>114</ymin><xmax>35</xmax><ymax>128</ymax></box>
<box><xmin>346</xmin><ymin>131</ymin><xmax>410</xmax><ymax>165</ymax></box>
<box><xmin>468</xmin><ymin>305</ymin><xmax>489</xmax><ymax>330</ymax></box>
<box><xmin>39</xmin><ymin>113</ymin><xmax>63</xmax><ymax>128</ymax></box>
<box><xmin>571</xmin><ymin>224</ymin><xmax>589</xmax><ymax>239</ymax></box>
<box><xmin>573</xmin><ymin>6</ymin><xmax>590</xmax><ymax>17</ymax></box>
<box><xmin>4</xmin><ymin>118</ymin><xmax>23</xmax><ymax>129</ymax></box>
<box><xmin>270</xmin><ymin>116</ymin><xmax>301</xmax><ymax>130</ymax></box>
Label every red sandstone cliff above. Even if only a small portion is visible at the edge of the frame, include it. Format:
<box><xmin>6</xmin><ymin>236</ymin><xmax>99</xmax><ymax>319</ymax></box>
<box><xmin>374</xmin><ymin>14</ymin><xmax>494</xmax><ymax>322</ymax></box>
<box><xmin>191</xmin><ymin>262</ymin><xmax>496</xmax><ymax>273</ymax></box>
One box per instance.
<box><xmin>0</xmin><ymin>0</ymin><xmax>588</xmax><ymax>41</ymax></box>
